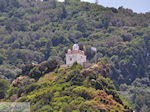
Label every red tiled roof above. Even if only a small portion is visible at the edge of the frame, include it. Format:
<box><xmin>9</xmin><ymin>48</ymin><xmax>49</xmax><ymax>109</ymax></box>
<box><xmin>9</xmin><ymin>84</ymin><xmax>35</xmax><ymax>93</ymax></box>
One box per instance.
<box><xmin>66</xmin><ymin>50</ymin><xmax>84</xmax><ymax>55</ymax></box>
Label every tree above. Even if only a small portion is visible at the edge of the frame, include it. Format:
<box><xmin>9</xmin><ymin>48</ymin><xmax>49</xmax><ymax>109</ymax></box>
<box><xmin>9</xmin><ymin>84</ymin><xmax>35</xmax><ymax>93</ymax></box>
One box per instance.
<box><xmin>0</xmin><ymin>79</ymin><xmax>9</xmax><ymax>99</ymax></box>
<box><xmin>61</xmin><ymin>5</ymin><xmax>67</xmax><ymax>18</ymax></box>
<box><xmin>0</xmin><ymin>0</ymin><xmax>7</xmax><ymax>11</ymax></box>
<box><xmin>0</xmin><ymin>54</ymin><xmax>4</xmax><ymax>64</ymax></box>
<box><xmin>0</xmin><ymin>0</ymin><xmax>19</xmax><ymax>12</ymax></box>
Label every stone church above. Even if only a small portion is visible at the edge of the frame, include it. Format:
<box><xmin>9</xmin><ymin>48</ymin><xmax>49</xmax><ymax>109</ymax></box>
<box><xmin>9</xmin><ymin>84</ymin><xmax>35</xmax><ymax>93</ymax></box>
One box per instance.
<box><xmin>66</xmin><ymin>43</ymin><xmax>86</xmax><ymax>66</ymax></box>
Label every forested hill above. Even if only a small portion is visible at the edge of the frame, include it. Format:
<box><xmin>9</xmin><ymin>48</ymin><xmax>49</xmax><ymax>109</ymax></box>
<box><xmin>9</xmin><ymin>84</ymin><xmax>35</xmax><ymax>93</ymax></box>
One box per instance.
<box><xmin>0</xmin><ymin>0</ymin><xmax>150</xmax><ymax>111</ymax></box>
<box><xmin>0</xmin><ymin>0</ymin><xmax>150</xmax><ymax>81</ymax></box>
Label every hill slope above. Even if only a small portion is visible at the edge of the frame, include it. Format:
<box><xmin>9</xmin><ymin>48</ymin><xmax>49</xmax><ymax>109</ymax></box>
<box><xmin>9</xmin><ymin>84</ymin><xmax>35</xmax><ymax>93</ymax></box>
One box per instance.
<box><xmin>3</xmin><ymin>59</ymin><xmax>133</xmax><ymax>112</ymax></box>
<box><xmin>0</xmin><ymin>0</ymin><xmax>149</xmax><ymax>111</ymax></box>
<box><xmin>0</xmin><ymin>0</ymin><xmax>149</xmax><ymax>82</ymax></box>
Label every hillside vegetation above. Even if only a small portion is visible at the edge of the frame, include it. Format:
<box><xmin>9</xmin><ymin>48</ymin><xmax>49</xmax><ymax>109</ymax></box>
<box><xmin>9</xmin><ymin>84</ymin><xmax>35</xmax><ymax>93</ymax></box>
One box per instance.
<box><xmin>1</xmin><ymin>59</ymin><xmax>133</xmax><ymax>112</ymax></box>
<box><xmin>0</xmin><ymin>0</ymin><xmax>149</xmax><ymax>111</ymax></box>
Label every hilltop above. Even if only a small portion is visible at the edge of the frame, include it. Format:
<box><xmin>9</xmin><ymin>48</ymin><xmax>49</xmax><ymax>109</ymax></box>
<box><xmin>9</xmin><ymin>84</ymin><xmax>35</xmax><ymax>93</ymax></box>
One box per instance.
<box><xmin>1</xmin><ymin>58</ymin><xmax>133</xmax><ymax>112</ymax></box>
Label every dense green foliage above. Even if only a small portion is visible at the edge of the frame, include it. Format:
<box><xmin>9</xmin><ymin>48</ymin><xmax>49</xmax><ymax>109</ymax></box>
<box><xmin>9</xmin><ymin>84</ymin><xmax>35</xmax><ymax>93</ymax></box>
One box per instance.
<box><xmin>0</xmin><ymin>0</ymin><xmax>149</xmax><ymax>111</ymax></box>
<box><xmin>0</xmin><ymin>0</ymin><xmax>149</xmax><ymax>81</ymax></box>
<box><xmin>0</xmin><ymin>79</ymin><xmax>9</xmax><ymax>99</ymax></box>
<box><xmin>120</xmin><ymin>78</ymin><xmax>150</xmax><ymax>112</ymax></box>
<box><xmin>20</xmin><ymin>58</ymin><xmax>60</xmax><ymax>80</ymax></box>
<box><xmin>3</xmin><ymin>62</ymin><xmax>133</xmax><ymax>112</ymax></box>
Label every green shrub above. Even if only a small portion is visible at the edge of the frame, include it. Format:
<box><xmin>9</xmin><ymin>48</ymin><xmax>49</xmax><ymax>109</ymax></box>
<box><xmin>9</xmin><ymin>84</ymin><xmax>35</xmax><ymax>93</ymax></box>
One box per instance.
<box><xmin>0</xmin><ymin>79</ymin><xmax>9</xmax><ymax>99</ymax></box>
<box><xmin>79</xmin><ymin>103</ymin><xmax>99</xmax><ymax>112</ymax></box>
<box><xmin>6</xmin><ymin>87</ymin><xmax>19</xmax><ymax>98</ymax></box>
<box><xmin>36</xmin><ymin>105</ymin><xmax>53</xmax><ymax>112</ymax></box>
<box><xmin>73</xmin><ymin>87</ymin><xmax>94</xmax><ymax>99</ymax></box>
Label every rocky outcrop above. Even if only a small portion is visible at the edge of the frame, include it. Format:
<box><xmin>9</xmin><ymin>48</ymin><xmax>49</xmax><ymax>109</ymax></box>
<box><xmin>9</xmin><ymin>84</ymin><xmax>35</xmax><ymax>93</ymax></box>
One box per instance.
<box><xmin>11</xmin><ymin>76</ymin><xmax>35</xmax><ymax>88</ymax></box>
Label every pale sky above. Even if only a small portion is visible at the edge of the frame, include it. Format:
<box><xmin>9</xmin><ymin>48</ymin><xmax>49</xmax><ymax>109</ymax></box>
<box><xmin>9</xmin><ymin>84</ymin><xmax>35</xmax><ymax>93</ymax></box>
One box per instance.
<box><xmin>59</xmin><ymin>0</ymin><xmax>150</xmax><ymax>13</ymax></box>
<box><xmin>82</xmin><ymin>0</ymin><xmax>150</xmax><ymax>13</ymax></box>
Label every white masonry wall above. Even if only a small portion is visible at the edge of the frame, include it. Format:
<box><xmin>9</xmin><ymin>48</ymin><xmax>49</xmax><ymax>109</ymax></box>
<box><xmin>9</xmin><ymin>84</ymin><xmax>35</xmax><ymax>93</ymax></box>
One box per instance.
<box><xmin>66</xmin><ymin>53</ymin><xmax>86</xmax><ymax>66</ymax></box>
<box><xmin>66</xmin><ymin>44</ymin><xmax>86</xmax><ymax>66</ymax></box>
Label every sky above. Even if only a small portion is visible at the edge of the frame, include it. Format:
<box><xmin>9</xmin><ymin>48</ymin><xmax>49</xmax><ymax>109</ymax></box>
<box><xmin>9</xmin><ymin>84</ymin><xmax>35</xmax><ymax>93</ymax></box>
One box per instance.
<box><xmin>81</xmin><ymin>0</ymin><xmax>150</xmax><ymax>13</ymax></box>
